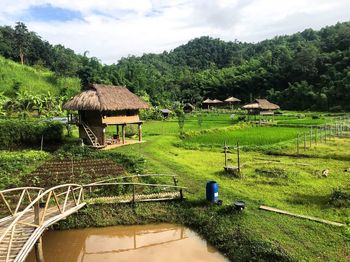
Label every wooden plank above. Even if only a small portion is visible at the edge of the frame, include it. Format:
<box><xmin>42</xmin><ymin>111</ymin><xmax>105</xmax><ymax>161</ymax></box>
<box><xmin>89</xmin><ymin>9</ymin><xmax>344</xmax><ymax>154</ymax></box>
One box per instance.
<box><xmin>259</xmin><ymin>205</ymin><xmax>345</xmax><ymax>227</ymax></box>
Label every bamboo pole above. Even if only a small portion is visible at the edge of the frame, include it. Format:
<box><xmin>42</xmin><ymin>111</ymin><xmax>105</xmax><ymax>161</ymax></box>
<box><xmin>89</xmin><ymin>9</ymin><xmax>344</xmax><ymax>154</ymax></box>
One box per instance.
<box><xmin>310</xmin><ymin>127</ymin><xmax>312</xmax><ymax>147</ymax></box>
<box><xmin>297</xmin><ymin>134</ymin><xmax>299</xmax><ymax>155</ymax></box>
<box><xmin>224</xmin><ymin>141</ymin><xmax>227</xmax><ymax>167</ymax></box>
<box><xmin>34</xmin><ymin>202</ymin><xmax>44</xmax><ymax>262</ymax></box>
<box><xmin>237</xmin><ymin>142</ymin><xmax>240</xmax><ymax>172</ymax></box>
<box><xmin>138</xmin><ymin>123</ymin><xmax>142</xmax><ymax>142</ymax></box>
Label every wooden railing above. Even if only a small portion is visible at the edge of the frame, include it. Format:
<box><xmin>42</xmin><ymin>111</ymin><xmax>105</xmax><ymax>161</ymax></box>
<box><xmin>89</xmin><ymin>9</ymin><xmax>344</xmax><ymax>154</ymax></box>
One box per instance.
<box><xmin>0</xmin><ymin>174</ymin><xmax>186</xmax><ymax>261</ymax></box>
<box><xmin>0</xmin><ymin>184</ymin><xmax>85</xmax><ymax>262</ymax></box>
<box><xmin>0</xmin><ymin>187</ymin><xmax>44</xmax><ymax>221</ymax></box>
<box><xmin>84</xmin><ymin>174</ymin><xmax>185</xmax><ymax>203</ymax></box>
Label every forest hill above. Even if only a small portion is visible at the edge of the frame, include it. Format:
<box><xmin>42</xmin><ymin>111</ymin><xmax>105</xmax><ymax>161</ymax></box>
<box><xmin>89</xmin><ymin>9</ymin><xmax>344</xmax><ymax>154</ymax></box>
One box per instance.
<box><xmin>0</xmin><ymin>21</ymin><xmax>349</xmax><ymax>111</ymax></box>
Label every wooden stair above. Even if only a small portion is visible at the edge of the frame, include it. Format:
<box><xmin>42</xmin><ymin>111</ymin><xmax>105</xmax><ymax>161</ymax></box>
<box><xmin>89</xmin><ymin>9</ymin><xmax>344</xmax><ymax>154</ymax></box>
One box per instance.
<box><xmin>81</xmin><ymin>122</ymin><xmax>103</xmax><ymax>148</ymax></box>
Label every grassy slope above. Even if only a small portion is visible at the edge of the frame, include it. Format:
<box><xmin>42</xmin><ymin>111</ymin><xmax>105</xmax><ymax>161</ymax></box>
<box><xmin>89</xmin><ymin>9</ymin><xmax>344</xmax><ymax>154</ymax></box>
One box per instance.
<box><xmin>113</xmin><ymin>116</ymin><xmax>350</xmax><ymax>261</ymax></box>
<box><xmin>0</xmin><ymin>56</ymin><xmax>80</xmax><ymax>96</ymax></box>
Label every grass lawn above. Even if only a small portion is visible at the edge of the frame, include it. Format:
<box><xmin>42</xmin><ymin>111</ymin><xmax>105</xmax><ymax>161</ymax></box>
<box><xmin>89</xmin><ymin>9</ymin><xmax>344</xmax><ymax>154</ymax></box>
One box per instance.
<box><xmin>112</xmin><ymin>115</ymin><xmax>350</xmax><ymax>261</ymax></box>
<box><xmin>1</xmin><ymin>112</ymin><xmax>349</xmax><ymax>261</ymax></box>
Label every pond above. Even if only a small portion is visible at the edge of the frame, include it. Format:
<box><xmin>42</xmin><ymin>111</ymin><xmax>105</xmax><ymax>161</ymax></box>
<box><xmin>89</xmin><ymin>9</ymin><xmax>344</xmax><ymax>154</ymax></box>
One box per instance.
<box><xmin>27</xmin><ymin>224</ymin><xmax>228</xmax><ymax>262</ymax></box>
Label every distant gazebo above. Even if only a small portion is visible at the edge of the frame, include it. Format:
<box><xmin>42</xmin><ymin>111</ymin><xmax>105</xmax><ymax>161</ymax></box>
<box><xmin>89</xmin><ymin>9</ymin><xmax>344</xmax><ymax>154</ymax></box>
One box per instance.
<box><xmin>63</xmin><ymin>84</ymin><xmax>149</xmax><ymax>148</ymax></box>
<box><xmin>202</xmin><ymin>98</ymin><xmax>213</xmax><ymax>109</ymax></box>
<box><xmin>242</xmin><ymin>99</ymin><xmax>280</xmax><ymax>116</ymax></box>
<box><xmin>160</xmin><ymin>109</ymin><xmax>172</xmax><ymax>118</ymax></box>
<box><xmin>183</xmin><ymin>103</ymin><xmax>195</xmax><ymax>113</ymax></box>
<box><xmin>224</xmin><ymin>96</ymin><xmax>241</xmax><ymax>110</ymax></box>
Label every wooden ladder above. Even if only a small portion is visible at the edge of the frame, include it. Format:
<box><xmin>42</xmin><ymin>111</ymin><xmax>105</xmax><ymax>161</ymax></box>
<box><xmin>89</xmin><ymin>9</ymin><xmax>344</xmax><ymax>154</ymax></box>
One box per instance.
<box><xmin>81</xmin><ymin>122</ymin><xmax>101</xmax><ymax>147</ymax></box>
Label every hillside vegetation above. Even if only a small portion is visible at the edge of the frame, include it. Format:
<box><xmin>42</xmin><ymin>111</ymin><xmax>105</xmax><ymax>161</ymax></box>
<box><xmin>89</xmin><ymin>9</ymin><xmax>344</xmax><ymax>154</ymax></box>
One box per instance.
<box><xmin>0</xmin><ymin>55</ymin><xmax>80</xmax><ymax>97</ymax></box>
<box><xmin>0</xmin><ymin>21</ymin><xmax>349</xmax><ymax>111</ymax></box>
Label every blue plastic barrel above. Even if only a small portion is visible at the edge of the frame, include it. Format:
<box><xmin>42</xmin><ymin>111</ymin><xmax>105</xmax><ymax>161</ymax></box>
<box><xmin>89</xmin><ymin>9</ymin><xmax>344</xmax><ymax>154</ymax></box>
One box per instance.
<box><xmin>206</xmin><ymin>181</ymin><xmax>218</xmax><ymax>203</ymax></box>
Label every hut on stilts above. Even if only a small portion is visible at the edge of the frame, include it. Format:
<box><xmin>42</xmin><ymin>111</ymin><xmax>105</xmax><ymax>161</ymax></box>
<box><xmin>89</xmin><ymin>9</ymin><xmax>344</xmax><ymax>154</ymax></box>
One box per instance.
<box><xmin>63</xmin><ymin>84</ymin><xmax>149</xmax><ymax>148</ymax></box>
<box><xmin>224</xmin><ymin>96</ymin><xmax>241</xmax><ymax>110</ymax></box>
<box><xmin>242</xmin><ymin>99</ymin><xmax>280</xmax><ymax>121</ymax></box>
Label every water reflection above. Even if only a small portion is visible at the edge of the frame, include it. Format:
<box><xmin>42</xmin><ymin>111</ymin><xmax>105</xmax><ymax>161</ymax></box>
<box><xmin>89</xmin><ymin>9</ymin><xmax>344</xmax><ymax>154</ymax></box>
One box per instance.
<box><xmin>27</xmin><ymin>224</ymin><xmax>228</xmax><ymax>262</ymax></box>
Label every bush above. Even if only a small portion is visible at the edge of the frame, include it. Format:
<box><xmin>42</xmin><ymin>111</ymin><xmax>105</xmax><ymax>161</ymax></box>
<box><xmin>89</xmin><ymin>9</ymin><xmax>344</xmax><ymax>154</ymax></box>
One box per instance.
<box><xmin>0</xmin><ymin>150</ymin><xmax>49</xmax><ymax>188</ymax></box>
<box><xmin>311</xmin><ymin>114</ymin><xmax>320</xmax><ymax>119</ymax></box>
<box><xmin>238</xmin><ymin>115</ymin><xmax>246</xmax><ymax>122</ymax></box>
<box><xmin>329</xmin><ymin>187</ymin><xmax>350</xmax><ymax>207</ymax></box>
<box><xmin>0</xmin><ymin>119</ymin><xmax>64</xmax><ymax>148</ymax></box>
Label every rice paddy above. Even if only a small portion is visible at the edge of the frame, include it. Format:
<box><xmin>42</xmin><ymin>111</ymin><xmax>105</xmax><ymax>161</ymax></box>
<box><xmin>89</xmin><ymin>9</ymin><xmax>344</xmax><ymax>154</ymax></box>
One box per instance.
<box><xmin>182</xmin><ymin>126</ymin><xmax>308</xmax><ymax>148</ymax></box>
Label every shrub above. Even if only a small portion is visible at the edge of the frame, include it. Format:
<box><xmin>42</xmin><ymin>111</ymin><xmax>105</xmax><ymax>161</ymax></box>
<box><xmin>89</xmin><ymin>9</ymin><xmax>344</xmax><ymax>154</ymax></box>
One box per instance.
<box><xmin>311</xmin><ymin>114</ymin><xmax>320</xmax><ymax>119</ymax></box>
<box><xmin>237</xmin><ymin>115</ymin><xmax>246</xmax><ymax>122</ymax></box>
<box><xmin>255</xmin><ymin>167</ymin><xmax>289</xmax><ymax>178</ymax></box>
<box><xmin>329</xmin><ymin>187</ymin><xmax>350</xmax><ymax>207</ymax></box>
<box><xmin>0</xmin><ymin>119</ymin><xmax>64</xmax><ymax>148</ymax></box>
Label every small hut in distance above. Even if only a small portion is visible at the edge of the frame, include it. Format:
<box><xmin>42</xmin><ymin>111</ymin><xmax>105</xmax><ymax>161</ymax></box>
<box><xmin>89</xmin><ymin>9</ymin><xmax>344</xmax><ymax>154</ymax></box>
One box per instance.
<box><xmin>63</xmin><ymin>84</ymin><xmax>149</xmax><ymax>148</ymax></box>
<box><xmin>160</xmin><ymin>109</ymin><xmax>172</xmax><ymax>118</ymax></box>
<box><xmin>224</xmin><ymin>96</ymin><xmax>241</xmax><ymax>109</ymax></box>
<box><xmin>202</xmin><ymin>98</ymin><xmax>213</xmax><ymax>110</ymax></box>
<box><xmin>202</xmin><ymin>98</ymin><xmax>223</xmax><ymax>110</ymax></box>
<box><xmin>242</xmin><ymin>99</ymin><xmax>280</xmax><ymax>115</ymax></box>
<box><xmin>183</xmin><ymin>103</ymin><xmax>195</xmax><ymax>113</ymax></box>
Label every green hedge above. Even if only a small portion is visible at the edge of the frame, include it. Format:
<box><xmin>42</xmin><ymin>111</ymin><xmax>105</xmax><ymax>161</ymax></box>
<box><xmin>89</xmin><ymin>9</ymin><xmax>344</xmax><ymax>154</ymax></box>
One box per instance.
<box><xmin>0</xmin><ymin>119</ymin><xmax>64</xmax><ymax>148</ymax></box>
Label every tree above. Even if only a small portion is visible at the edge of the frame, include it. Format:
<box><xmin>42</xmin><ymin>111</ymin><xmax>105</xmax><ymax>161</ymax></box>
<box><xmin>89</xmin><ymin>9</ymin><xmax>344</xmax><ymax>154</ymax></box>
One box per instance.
<box><xmin>14</xmin><ymin>22</ymin><xmax>29</xmax><ymax>64</ymax></box>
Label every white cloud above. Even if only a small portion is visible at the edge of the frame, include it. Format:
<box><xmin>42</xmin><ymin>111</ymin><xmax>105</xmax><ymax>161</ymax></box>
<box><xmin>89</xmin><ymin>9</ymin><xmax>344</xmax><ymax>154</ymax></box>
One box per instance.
<box><xmin>0</xmin><ymin>0</ymin><xmax>349</xmax><ymax>64</ymax></box>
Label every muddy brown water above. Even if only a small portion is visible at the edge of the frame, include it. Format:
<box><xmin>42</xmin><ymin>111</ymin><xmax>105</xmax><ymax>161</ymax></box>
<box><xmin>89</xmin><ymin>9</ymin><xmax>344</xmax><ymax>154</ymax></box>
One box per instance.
<box><xmin>26</xmin><ymin>224</ymin><xmax>228</xmax><ymax>262</ymax></box>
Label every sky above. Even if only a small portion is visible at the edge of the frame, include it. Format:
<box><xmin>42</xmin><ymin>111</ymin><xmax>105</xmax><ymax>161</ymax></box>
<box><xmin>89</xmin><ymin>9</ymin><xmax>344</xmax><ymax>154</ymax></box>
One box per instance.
<box><xmin>0</xmin><ymin>0</ymin><xmax>349</xmax><ymax>64</ymax></box>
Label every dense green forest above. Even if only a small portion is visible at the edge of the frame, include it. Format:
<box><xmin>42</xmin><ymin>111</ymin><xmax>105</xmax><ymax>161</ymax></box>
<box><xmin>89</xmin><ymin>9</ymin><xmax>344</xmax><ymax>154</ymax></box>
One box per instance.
<box><xmin>0</xmin><ymin>21</ymin><xmax>349</xmax><ymax>111</ymax></box>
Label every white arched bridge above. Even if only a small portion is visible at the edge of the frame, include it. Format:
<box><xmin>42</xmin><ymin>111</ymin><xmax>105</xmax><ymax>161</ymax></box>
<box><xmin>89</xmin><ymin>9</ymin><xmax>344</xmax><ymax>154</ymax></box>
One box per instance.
<box><xmin>0</xmin><ymin>175</ymin><xmax>185</xmax><ymax>262</ymax></box>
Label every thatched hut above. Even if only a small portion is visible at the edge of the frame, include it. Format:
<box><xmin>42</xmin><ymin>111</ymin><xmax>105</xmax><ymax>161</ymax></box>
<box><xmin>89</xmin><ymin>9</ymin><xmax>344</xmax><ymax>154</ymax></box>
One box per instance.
<box><xmin>224</xmin><ymin>96</ymin><xmax>241</xmax><ymax>109</ymax></box>
<box><xmin>160</xmin><ymin>109</ymin><xmax>172</xmax><ymax>118</ymax></box>
<box><xmin>242</xmin><ymin>99</ymin><xmax>280</xmax><ymax>115</ymax></box>
<box><xmin>183</xmin><ymin>103</ymin><xmax>195</xmax><ymax>113</ymax></box>
<box><xmin>63</xmin><ymin>84</ymin><xmax>149</xmax><ymax>148</ymax></box>
<box><xmin>202</xmin><ymin>98</ymin><xmax>213</xmax><ymax>109</ymax></box>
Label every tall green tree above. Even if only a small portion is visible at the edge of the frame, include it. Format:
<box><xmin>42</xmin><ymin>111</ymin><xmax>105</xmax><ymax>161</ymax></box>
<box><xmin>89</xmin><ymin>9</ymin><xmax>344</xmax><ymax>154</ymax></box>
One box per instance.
<box><xmin>14</xmin><ymin>22</ymin><xmax>29</xmax><ymax>64</ymax></box>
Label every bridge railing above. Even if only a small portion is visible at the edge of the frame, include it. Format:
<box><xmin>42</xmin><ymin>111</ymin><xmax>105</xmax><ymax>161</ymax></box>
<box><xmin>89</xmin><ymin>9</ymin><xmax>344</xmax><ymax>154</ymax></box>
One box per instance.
<box><xmin>83</xmin><ymin>174</ymin><xmax>186</xmax><ymax>203</ymax></box>
<box><xmin>0</xmin><ymin>187</ymin><xmax>44</xmax><ymax>222</ymax></box>
<box><xmin>0</xmin><ymin>184</ymin><xmax>84</xmax><ymax>261</ymax></box>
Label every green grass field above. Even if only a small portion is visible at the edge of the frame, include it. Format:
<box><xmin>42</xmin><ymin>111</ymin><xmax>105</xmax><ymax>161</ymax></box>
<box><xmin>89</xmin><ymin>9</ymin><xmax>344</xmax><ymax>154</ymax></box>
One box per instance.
<box><xmin>182</xmin><ymin>126</ymin><xmax>307</xmax><ymax>148</ymax></box>
<box><xmin>113</xmin><ymin>114</ymin><xmax>350</xmax><ymax>261</ymax></box>
<box><xmin>1</xmin><ymin>112</ymin><xmax>350</xmax><ymax>261</ymax></box>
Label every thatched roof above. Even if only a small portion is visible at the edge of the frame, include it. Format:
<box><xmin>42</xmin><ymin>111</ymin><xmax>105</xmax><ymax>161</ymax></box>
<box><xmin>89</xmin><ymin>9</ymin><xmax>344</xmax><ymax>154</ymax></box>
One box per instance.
<box><xmin>63</xmin><ymin>84</ymin><xmax>149</xmax><ymax>111</ymax></box>
<box><xmin>160</xmin><ymin>109</ymin><xmax>172</xmax><ymax>114</ymax></box>
<box><xmin>242</xmin><ymin>99</ymin><xmax>280</xmax><ymax>110</ymax></box>
<box><xmin>183</xmin><ymin>103</ymin><xmax>195</xmax><ymax>109</ymax></box>
<box><xmin>203</xmin><ymin>98</ymin><xmax>213</xmax><ymax>104</ymax></box>
<box><xmin>212</xmin><ymin>99</ymin><xmax>223</xmax><ymax>103</ymax></box>
<box><xmin>225</xmin><ymin>96</ymin><xmax>241</xmax><ymax>103</ymax></box>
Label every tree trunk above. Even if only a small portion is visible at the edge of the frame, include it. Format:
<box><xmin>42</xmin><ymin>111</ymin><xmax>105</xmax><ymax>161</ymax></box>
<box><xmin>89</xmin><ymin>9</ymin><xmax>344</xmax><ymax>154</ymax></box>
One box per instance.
<box><xmin>19</xmin><ymin>47</ymin><xmax>24</xmax><ymax>65</ymax></box>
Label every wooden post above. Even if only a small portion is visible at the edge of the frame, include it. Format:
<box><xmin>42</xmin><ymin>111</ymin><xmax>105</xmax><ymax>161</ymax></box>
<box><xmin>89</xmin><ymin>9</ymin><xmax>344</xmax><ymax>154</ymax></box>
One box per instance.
<box><xmin>34</xmin><ymin>202</ymin><xmax>44</xmax><ymax>262</ymax></box>
<box><xmin>132</xmin><ymin>184</ymin><xmax>135</xmax><ymax>203</ymax></box>
<box><xmin>315</xmin><ymin>127</ymin><xmax>317</xmax><ymax>144</ymax></box>
<box><xmin>116</xmin><ymin>125</ymin><xmax>119</xmax><ymax>137</ymax></box>
<box><xmin>310</xmin><ymin>127</ymin><xmax>312</xmax><ymax>147</ymax></box>
<box><xmin>297</xmin><ymin>134</ymin><xmax>299</xmax><ymax>155</ymax></box>
<box><xmin>138</xmin><ymin>123</ymin><xmax>142</xmax><ymax>142</ymax></box>
<box><xmin>122</xmin><ymin>124</ymin><xmax>126</xmax><ymax>144</ymax></box>
<box><xmin>173</xmin><ymin>176</ymin><xmax>178</xmax><ymax>187</ymax></box>
<box><xmin>224</xmin><ymin>141</ymin><xmax>228</xmax><ymax>167</ymax></box>
<box><xmin>40</xmin><ymin>135</ymin><xmax>44</xmax><ymax>151</ymax></box>
<box><xmin>303</xmin><ymin>132</ymin><xmax>306</xmax><ymax>150</ymax></box>
<box><xmin>237</xmin><ymin>142</ymin><xmax>240</xmax><ymax>172</ymax></box>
